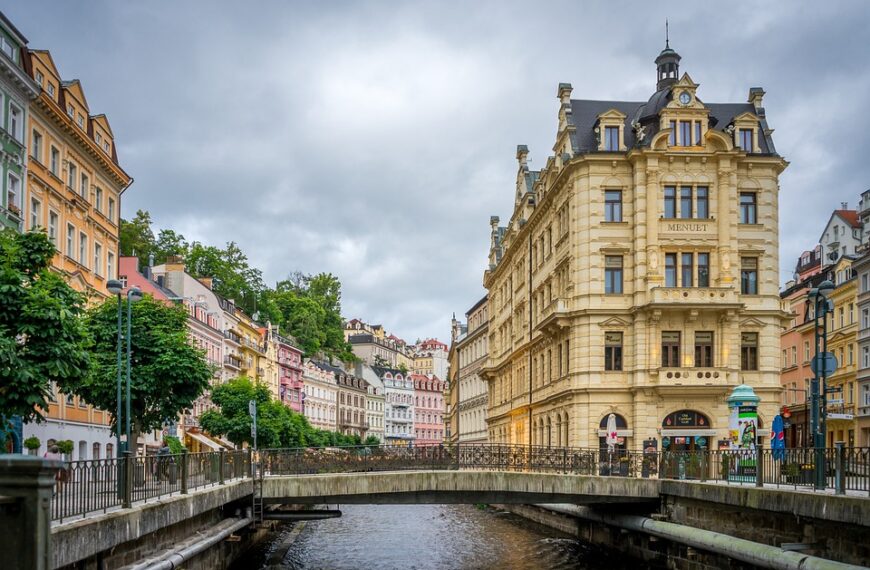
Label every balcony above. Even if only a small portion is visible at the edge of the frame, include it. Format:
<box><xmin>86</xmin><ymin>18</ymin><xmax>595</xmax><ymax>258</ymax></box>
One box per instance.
<box><xmin>257</xmin><ymin>367</ymin><xmax>265</xmax><ymax>377</ymax></box>
<box><xmin>535</xmin><ymin>299</ymin><xmax>570</xmax><ymax>335</ymax></box>
<box><xmin>647</xmin><ymin>287</ymin><xmax>741</xmax><ymax>310</ymax></box>
<box><xmin>223</xmin><ymin>330</ymin><xmax>241</xmax><ymax>345</ymax></box>
<box><xmin>223</xmin><ymin>355</ymin><xmax>241</xmax><ymax>370</ymax></box>
<box><xmin>651</xmin><ymin>367</ymin><xmax>732</xmax><ymax>389</ymax></box>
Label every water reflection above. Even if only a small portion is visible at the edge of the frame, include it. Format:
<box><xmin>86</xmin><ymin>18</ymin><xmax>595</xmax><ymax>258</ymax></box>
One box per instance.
<box><xmin>235</xmin><ymin>504</ymin><xmax>641</xmax><ymax>570</ymax></box>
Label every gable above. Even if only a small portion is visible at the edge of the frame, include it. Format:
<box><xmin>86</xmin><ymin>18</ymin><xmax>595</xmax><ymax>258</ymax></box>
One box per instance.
<box><xmin>30</xmin><ymin>50</ymin><xmax>60</xmax><ymax>81</ymax></box>
<box><xmin>62</xmin><ymin>79</ymin><xmax>90</xmax><ymax>112</ymax></box>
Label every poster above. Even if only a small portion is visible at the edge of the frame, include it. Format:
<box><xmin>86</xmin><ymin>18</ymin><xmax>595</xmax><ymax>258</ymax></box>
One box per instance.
<box><xmin>737</xmin><ymin>405</ymin><xmax>758</xmax><ymax>449</ymax></box>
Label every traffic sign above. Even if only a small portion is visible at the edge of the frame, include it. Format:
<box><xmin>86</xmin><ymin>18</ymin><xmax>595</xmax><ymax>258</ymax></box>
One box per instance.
<box><xmin>810</xmin><ymin>352</ymin><xmax>838</xmax><ymax>376</ymax></box>
<box><xmin>827</xmin><ymin>398</ymin><xmax>844</xmax><ymax>405</ymax></box>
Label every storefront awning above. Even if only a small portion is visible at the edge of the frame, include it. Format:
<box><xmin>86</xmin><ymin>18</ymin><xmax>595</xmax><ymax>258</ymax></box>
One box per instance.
<box><xmin>186</xmin><ymin>431</ymin><xmax>223</xmax><ymax>451</ymax></box>
<box><xmin>597</xmin><ymin>429</ymin><xmax>634</xmax><ymax>437</ymax></box>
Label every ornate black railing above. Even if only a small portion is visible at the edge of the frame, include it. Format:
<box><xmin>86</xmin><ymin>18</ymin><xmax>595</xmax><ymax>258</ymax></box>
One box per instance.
<box><xmin>49</xmin><ymin>444</ymin><xmax>869</xmax><ymax>522</ymax></box>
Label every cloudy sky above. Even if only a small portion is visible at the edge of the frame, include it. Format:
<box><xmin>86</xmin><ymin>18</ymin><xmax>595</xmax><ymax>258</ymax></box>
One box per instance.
<box><xmin>9</xmin><ymin>1</ymin><xmax>870</xmax><ymax>342</ymax></box>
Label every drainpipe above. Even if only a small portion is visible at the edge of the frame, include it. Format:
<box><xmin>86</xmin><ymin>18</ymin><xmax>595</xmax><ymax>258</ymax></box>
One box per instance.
<box><xmin>129</xmin><ymin>516</ymin><xmax>252</xmax><ymax>570</ymax></box>
<box><xmin>543</xmin><ymin>505</ymin><xmax>863</xmax><ymax>570</ymax></box>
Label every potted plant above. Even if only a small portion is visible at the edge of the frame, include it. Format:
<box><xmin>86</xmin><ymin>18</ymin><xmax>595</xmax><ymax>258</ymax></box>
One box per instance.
<box><xmin>23</xmin><ymin>436</ymin><xmax>41</xmax><ymax>456</ymax></box>
<box><xmin>56</xmin><ymin>439</ymin><xmax>74</xmax><ymax>460</ymax></box>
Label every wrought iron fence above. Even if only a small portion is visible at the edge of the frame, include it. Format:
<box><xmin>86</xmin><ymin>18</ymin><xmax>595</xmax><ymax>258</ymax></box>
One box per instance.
<box><xmin>49</xmin><ymin>443</ymin><xmax>869</xmax><ymax>522</ymax></box>
<box><xmin>258</xmin><ymin>443</ymin><xmax>870</xmax><ymax>495</ymax></box>
<box><xmin>51</xmin><ymin>449</ymin><xmax>252</xmax><ymax>523</ymax></box>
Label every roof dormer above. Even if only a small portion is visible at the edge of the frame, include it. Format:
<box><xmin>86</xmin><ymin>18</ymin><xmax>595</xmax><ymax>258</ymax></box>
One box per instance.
<box><xmin>659</xmin><ymin>74</ymin><xmax>710</xmax><ymax>149</ymax></box>
<box><xmin>595</xmin><ymin>108</ymin><xmax>627</xmax><ymax>152</ymax></box>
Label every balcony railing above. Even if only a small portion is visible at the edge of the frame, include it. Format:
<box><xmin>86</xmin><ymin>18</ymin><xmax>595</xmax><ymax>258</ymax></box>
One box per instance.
<box><xmin>224</xmin><ymin>355</ymin><xmax>241</xmax><ymax>369</ymax></box>
<box><xmin>648</xmin><ymin>287</ymin><xmax>740</xmax><ymax>307</ymax></box>
<box><xmin>223</xmin><ymin>331</ymin><xmax>241</xmax><ymax>345</ymax></box>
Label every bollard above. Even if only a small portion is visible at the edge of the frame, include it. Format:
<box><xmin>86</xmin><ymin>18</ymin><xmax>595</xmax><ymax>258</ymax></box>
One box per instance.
<box><xmin>219</xmin><ymin>449</ymin><xmax>225</xmax><ymax>485</ymax></box>
<box><xmin>181</xmin><ymin>451</ymin><xmax>189</xmax><ymax>494</ymax></box>
<box><xmin>835</xmin><ymin>442</ymin><xmax>845</xmax><ymax>495</ymax></box>
<box><xmin>755</xmin><ymin>445</ymin><xmax>763</xmax><ymax>488</ymax></box>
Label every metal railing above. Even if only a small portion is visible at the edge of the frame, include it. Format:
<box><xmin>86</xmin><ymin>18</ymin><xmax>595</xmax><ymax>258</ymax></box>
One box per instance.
<box><xmin>51</xmin><ymin>449</ymin><xmax>251</xmax><ymax>523</ymax></box>
<box><xmin>258</xmin><ymin>443</ymin><xmax>870</xmax><ymax>495</ymax></box>
<box><xmin>49</xmin><ymin>444</ymin><xmax>869</xmax><ymax>523</ymax></box>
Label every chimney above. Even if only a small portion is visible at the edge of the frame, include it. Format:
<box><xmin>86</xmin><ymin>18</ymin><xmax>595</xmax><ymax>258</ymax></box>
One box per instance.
<box><xmin>516</xmin><ymin>145</ymin><xmax>529</xmax><ymax>168</ymax></box>
<box><xmin>198</xmin><ymin>277</ymin><xmax>214</xmax><ymax>290</ymax></box>
<box><xmin>748</xmin><ymin>87</ymin><xmax>765</xmax><ymax>112</ymax></box>
<box><xmin>557</xmin><ymin>82</ymin><xmax>573</xmax><ymax>106</ymax></box>
<box><xmin>165</xmin><ymin>255</ymin><xmax>185</xmax><ymax>272</ymax></box>
<box><xmin>144</xmin><ymin>252</ymin><xmax>155</xmax><ymax>280</ymax></box>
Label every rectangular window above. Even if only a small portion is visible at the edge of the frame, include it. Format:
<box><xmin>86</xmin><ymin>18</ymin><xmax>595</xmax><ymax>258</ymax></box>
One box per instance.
<box><xmin>681</xmin><ymin>252</ymin><xmax>693</xmax><ymax>287</ymax></box>
<box><xmin>604</xmin><ymin>256</ymin><xmax>623</xmax><ymax>294</ymax></box>
<box><xmin>31</xmin><ymin>129</ymin><xmax>41</xmax><ymax>161</ymax></box>
<box><xmin>739</xmin><ymin>128</ymin><xmax>753</xmax><ymax>151</ymax></box>
<box><xmin>605</xmin><ymin>332</ymin><xmax>623</xmax><ymax>371</ymax></box>
<box><xmin>50</xmin><ymin>146</ymin><xmax>59</xmax><ymax>176</ymax></box>
<box><xmin>863</xmin><ymin>273</ymin><xmax>869</xmax><ymax>293</ymax></box>
<box><xmin>804</xmin><ymin>340</ymin><xmax>810</xmax><ymax>363</ymax></box>
<box><xmin>679</xmin><ymin>186</ymin><xmax>693</xmax><ymax>218</ymax></box>
<box><xmin>696</xmin><ymin>186</ymin><xmax>709</xmax><ymax>218</ymax></box>
<box><xmin>29</xmin><ymin>198</ymin><xmax>40</xmax><ymax>230</ymax></box>
<box><xmin>79</xmin><ymin>233</ymin><xmax>87</xmax><ymax>267</ymax></box>
<box><xmin>664</xmin><ymin>186</ymin><xmax>676</xmax><ymax>218</ymax></box>
<box><xmin>697</xmin><ymin>252</ymin><xmax>709</xmax><ymax>287</ymax></box>
<box><xmin>694</xmin><ymin>331</ymin><xmax>714</xmax><ymax>367</ymax></box>
<box><xmin>68</xmin><ymin>163</ymin><xmax>77</xmax><ymax>189</ymax></box>
<box><xmin>94</xmin><ymin>243</ymin><xmax>102</xmax><ymax>276</ymax></box>
<box><xmin>665</xmin><ymin>253</ymin><xmax>677</xmax><ymax>287</ymax></box>
<box><xmin>741</xmin><ymin>257</ymin><xmax>758</xmax><ymax>294</ymax></box>
<box><xmin>669</xmin><ymin>120</ymin><xmax>676</xmax><ymax>146</ymax></box>
<box><xmin>604</xmin><ymin>190</ymin><xmax>622</xmax><ymax>222</ymax></box>
<box><xmin>47</xmin><ymin>83</ymin><xmax>55</xmax><ymax>97</ymax></box>
<box><xmin>662</xmin><ymin>331</ymin><xmax>681</xmax><ymax>367</ymax></box>
<box><xmin>48</xmin><ymin>211</ymin><xmax>58</xmax><ymax>247</ymax></box>
<box><xmin>604</xmin><ymin>126</ymin><xmax>619</xmax><ymax>151</ymax></box>
<box><xmin>66</xmin><ymin>224</ymin><xmax>75</xmax><ymax>257</ymax></box>
<box><xmin>80</xmin><ymin>173</ymin><xmax>88</xmax><ymax>199</ymax></box>
<box><xmin>741</xmin><ymin>333</ymin><xmax>758</xmax><ymax>371</ymax></box>
<box><xmin>95</xmin><ymin>187</ymin><xmax>102</xmax><ymax>212</ymax></box>
<box><xmin>108</xmin><ymin>197</ymin><xmax>115</xmax><ymax>222</ymax></box>
<box><xmin>35</xmin><ymin>70</ymin><xmax>43</xmax><ymax>85</ymax></box>
<box><xmin>680</xmin><ymin>121</ymin><xmax>692</xmax><ymax>145</ymax></box>
<box><xmin>694</xmin><ymin>121</ymin><xmax>702</xmax><ymax>145</ymax></box>
<box><xmin>7</xmin><ymin>173</ymin><xmax>19</xmax><ymax>210</ymax></box>
<box><xmin>107</xmin><ymin>251</ymin><xmax>115</xmax><ymax>280</ymax></box>
<box><xmin>740</xmin><ymin>192</ymin><xmax>757</xmax><ymax>224</ymax></box>
<box><xmin>9</xmin><ymin>103</ymin><xmax>22</xmax><ymax>141</ymax></box>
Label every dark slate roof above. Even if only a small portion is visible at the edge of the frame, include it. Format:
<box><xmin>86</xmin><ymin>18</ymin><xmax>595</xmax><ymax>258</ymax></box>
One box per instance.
<box><xmin>370</xmin><ymin>365</ymin><xmax>405</xmax><ymax>378</ymax></box>
<box><xmin>567</xmin><ymin>97</ymin><xmax>777</xmax><ymax>155</ymax></box>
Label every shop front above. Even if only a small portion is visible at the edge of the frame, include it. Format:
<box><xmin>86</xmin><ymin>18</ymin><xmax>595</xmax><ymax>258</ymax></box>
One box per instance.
<box><xmin>660</xmin><ymin>410</ymin><xmax>713</xmax><ymax>452</ymax></box>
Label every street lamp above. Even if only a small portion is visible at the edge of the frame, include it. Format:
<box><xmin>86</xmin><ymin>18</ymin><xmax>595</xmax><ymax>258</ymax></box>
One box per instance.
<box><xmin>106</xmin><ymin>279</ymin><xmax>124</xmax><ymax>459</ymax></box>
<box><xmin>125</xmin><ymin>287</ymin><xmax>143</xmax><ymax>456</ymax></box>
<box><xmin>809</xmin><ymin>279</ymin><xmax>835</xmax><ymax>490</ymax></box>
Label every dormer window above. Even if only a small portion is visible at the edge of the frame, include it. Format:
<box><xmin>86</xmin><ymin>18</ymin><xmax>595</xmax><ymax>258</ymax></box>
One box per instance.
<box><xmin>604</xmin><ymin>126</ymin><xmax>619</xmax><ymax>151</ymax></box>
<box><xmin>739</xmin><ymin>129</ymin><xmax>753</xmax><ymax>152</ymax></box>
<box><xmin>67</xmin><ymin>104</ymin><xmax>73</xmax><ymax>117</ymax></box>
<box><xmin>47</xmin><ymin>83</ymin><xmax>55</xmax><ymax>97</ymax></box>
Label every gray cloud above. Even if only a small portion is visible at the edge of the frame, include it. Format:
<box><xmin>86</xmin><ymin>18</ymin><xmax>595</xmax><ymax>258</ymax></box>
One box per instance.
<box><xmin>10</xmin><ymin>1</ymin><xmax>870</xmax><ymax>341</ymax></box>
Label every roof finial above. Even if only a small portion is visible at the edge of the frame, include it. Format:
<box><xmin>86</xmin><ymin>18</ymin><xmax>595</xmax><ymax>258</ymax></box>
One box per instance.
<box><xmin>665</xmin><ymin>19</ymin><xmax>670</xmax><ymax>49</ymax></box>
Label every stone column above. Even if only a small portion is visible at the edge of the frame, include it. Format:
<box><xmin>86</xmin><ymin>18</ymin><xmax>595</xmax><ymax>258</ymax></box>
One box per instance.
<box><xmin>0</xmin><ymin>456</ymin><xmax>62</xmax><ymax>570</ymax></box>
<box><xmin>717</xmin><ymin>164</ymin><xmax>734</xmax><ymax>285</ymax></box>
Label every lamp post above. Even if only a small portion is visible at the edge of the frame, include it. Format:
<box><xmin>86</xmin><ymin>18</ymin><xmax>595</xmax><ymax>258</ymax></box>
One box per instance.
<box><xmin>106</xmin><ymin>279</ymin><xmax>124</xmax><ymax>459</ymax></box>
<box><xmin>809</xmin><ymin>279</ymin><xmax>835</xmax><ymax>490</ymax></box>
<box><xmin>125</xmin><ymin>287</ymin><xmax>143</xmax><ymax>455</ymax></box>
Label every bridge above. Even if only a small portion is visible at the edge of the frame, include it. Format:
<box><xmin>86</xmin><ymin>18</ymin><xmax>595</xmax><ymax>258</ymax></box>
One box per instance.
<box><xmin>2</xmin><ymin>444</ymin><xmax>868</xmax><ymax>569</ymax></box>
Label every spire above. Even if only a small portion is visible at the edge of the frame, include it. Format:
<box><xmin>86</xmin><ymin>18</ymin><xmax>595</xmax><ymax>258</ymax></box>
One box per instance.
<box><xmin>655</xmin><ymin>25</ymin><xmax>681</xmax><ymax>92</ymax></box>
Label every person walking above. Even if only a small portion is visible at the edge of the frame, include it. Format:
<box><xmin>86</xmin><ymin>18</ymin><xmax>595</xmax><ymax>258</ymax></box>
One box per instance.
<box><xmin>156</xmin><ymin>439</ymin><xmax>171</xmax><ymax>482</ymax></box>
<box><xmin>43</xmin><ymin>445</ymin><xmax>65</xmax><ymax>496</ymax></box>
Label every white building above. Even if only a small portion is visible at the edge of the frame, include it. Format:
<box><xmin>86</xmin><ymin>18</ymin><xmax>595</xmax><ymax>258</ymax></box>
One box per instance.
<box><xmin>373</xmin><ymin>366</ymin><xmax>415</xmax><ymax>444</ymax></box>
<box><xmin>356</xmin><ymin>363</ymin><xmax>385</xmax><ymax>442</ymax></box>
<box><xmin>819</xmin><ymin>207</ymin><xmax>862</xmax><ymax>267</ymax></box>
<box><xmin>302</xmin><ymin>360</ymin><xmax>337</xmax><ymax>431</ymax></box>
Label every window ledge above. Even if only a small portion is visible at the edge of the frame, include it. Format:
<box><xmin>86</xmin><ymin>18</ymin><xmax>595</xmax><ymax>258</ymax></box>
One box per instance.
<box><xmin>602</xmin><ymin>221</ymin><xmax>629</xmax><ymax>225</ymax></box>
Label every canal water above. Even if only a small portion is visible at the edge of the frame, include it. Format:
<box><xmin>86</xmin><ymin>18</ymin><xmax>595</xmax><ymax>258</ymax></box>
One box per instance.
<box><xmin>233</xmin><ymin>504</ymin><xmax>643</xmax><ymax>569</ymax></box>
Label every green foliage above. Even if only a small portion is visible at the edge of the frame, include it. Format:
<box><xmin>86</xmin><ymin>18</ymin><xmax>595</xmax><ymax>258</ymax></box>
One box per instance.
<box><xmin>23</xmin><ymin>436</ymin><xmax>40</xmax><ymax>450</ymax></box>
<box><xmin>200</xmin><ymin>377</ymin><xmax>370</xmax><ymax>449</ymax></box>
<box><xmin>0</xmin><ymin>229</ymin><xmax>89</xmax><ymax>422</ymax></box>
<box><xmin>119</xmin><ymin>210</ymin><xmax>155</xmax><ymax>260</ymax></box>
<box><xmin>397</xmin><ymin>363</ymin><xmax>409</xmax><ymax>374</ymax></box>
<box><xmin>164</xmin><ymin>435</ymin><xmax>186</xmax><ymax>454</ymax></box>
<box><xmin>56</xmin><ymin>439</ymin><xmax>73</xmax><ymax>454</ymax></box>
<box><xmin>363</xmin><ymin>435</ymin><xmax>380</xmax><ymax>446</ymax></box>
<box><xmin>74</xmin><ymin>295</ymin><xmax>212</xmax><ymax>439</ymax></box>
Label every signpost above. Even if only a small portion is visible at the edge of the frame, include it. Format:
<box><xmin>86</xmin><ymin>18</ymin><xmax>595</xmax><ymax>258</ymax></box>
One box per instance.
<box><xmin>810</xmin><ymin>352</ymin><xmax>837</xmax><ymax>376</ymax></box>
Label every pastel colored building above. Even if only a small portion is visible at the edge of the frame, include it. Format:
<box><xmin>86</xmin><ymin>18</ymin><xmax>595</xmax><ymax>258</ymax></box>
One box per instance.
<box><xmin>302</xmin><ymin>360</ymin><xmax>337</xmax><ymax>432</ymax></box>
<box><xmin>413</xmin><ymin>374</ymin><xmax>445</xmax><ymax>445</ymax></box>
<box><xmin>266</xmin><ymin>326</ymin><xmax>304</xmax><ymax>412</ymax></box>
<box><xmin>356</xmin><ymin>362</ymin><xmax>385</xmax><ymax>442</ymax></box>
<box><xmin>373</xmin><ymin>366</ymin><xmax>415</xmax><ymax>444</ymax></box>
<box><xmin>453</xmin><ymin>296</ymin><xmax>489</xmax><ymax>443</ymax></box>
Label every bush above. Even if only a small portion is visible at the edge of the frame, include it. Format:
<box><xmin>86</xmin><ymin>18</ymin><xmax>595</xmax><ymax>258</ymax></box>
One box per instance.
<box><xmin>23</xmin><ymin>436</ymin><xmax>41</xmax><ymax>450</ymax></box>
<box><xmin>165</xmin><ymin>435</ymin><xmax>186</xmax><ymax>454</ymax></box>
<box><xmin>56</xmin><ymin>440</ymin><xmax>73</xmax><ymax>455</ymax></box>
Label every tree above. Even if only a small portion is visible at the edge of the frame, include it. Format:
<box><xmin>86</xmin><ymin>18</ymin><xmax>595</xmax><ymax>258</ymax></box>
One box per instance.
<box><xmin>119</xmin><ymin>210</ymin><xmax>155</xmax><ymax>260</ymax></box>
<box><xmin>0</xmin><ymin>229</ymin><xmax>89</xmax><ymax>423</ymax></box>
<box><xmin>73</xmin><ymin>295</ymin><xmax>212</xmax><ymax>447</ymax></box>
<box><xmin>186</xmin><ymin>241</ymin><xmax>266</xmax><ymax>315</ymax></box>
<box><xmin>152</xmin><ymin>229</ymin><xmax>189</xmax><ymax>264</ymax></box>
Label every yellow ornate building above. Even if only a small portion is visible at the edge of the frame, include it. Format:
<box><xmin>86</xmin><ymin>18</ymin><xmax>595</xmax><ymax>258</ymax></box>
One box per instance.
<box><xmin>20</xmin><ymin>44</ymin><xmax>132</xmax><ymax>460</ymax></box>
<box><xmin>482</xmin><ymin>43</ymin><xmax>787</xmax><ymax>452</ymax></box>
<box><xmin>823</xmin><ymin>256</ymin><xmax>858</xmax><ymax>447</ymax></box>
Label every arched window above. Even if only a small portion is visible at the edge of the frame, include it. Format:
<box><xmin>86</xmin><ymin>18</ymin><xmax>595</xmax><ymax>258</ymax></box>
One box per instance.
<box><xmin>546</xmin><ymin>416</ymin><xmax>552</xmax><ymax>447</ymax></box>
<box><xmin>599</xmin><ymin>413</ymin><xmax>629</xmax><ymax>451</ymax></box>
<box><xmin>92</xmin><ymin>442</ymin><xmax>101</xmax><ymax>460</ymax></box>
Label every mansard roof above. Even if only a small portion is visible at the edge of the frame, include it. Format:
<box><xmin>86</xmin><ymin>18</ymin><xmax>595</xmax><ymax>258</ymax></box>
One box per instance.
<box><xmin>567</xmin><ymin>98</ymin><xmax>776</xmax><ymax>155</ymax></box>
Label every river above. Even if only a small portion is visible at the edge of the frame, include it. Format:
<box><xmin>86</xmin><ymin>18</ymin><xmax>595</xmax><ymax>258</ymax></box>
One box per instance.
<box><xmin>233</xmin><ymin>504</ymin><xmax>644</xmax><ymax>569</ymax></box>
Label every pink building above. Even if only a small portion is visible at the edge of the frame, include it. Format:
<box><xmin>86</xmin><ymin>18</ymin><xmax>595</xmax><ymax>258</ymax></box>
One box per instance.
<box><xmin>271</xmin><ymin>328</ymin><xmax>304</xmax><ymax>412</ymax></box>
<box><xmin>412</xmin><ymin>374</ymin><xmax>445</xmax><ymax>445</ymax></box>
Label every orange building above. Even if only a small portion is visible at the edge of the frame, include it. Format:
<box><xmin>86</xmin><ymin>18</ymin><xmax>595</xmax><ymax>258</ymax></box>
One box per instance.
<box><xmin>21</xmin><ymin>46</ymin><xmax>132</xmax><ymax>460</ymax></box>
